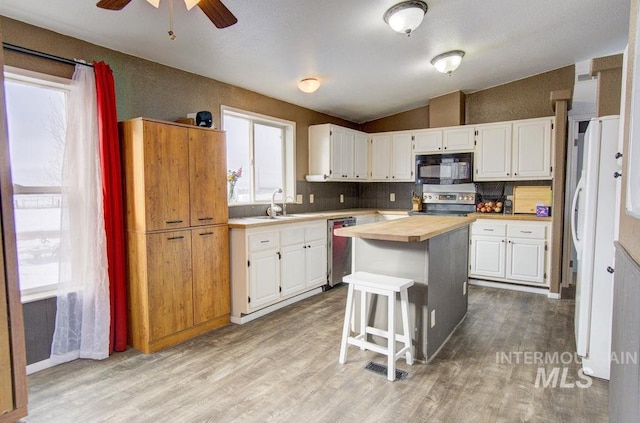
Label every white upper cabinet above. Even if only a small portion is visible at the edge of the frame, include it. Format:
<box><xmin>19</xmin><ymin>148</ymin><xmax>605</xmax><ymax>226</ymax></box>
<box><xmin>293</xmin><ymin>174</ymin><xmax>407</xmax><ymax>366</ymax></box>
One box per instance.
<box><xmin>370</xmin><ymin>132</ymin><xmax>413</xmax><ymax>181</ymax></box>
<box><xmin>414</xmin><ymin>126</ymin><xmax>474</xmax><ymax>154</ymax></box>
<box><xmin>391</xmin><ymin>132</ymin><xmax>414</xmax><ymax>181</ymax></box>
<box><xmin>475</xmin><ymin>122</ymin><xmax>512</xmax><ymax>179</ymax></box>
<box><xmin>353</xmin><ymin>132</ymin><xmax>369</xmax><ymax>180</ymax></box>
<box><xmin>474</xmin><ymin>117</ymin><xmax>553</xmax><ymax>181</ymax></box>
<box><xmin>414</xmin><ymin>129</ymin><xmax>443</xmax><ymax>153</ymax></box>
<box><xmin>511</xmin><ymin>118</ymin><xmax>553</xmax><ymax>178</ymax></box>
<box><xmin>443</xmin><ymin>127</ymin><xmax>475</xmax><ymax>152</ymax></box>
<box><xmin>308</xmin><ymin>124</ymin><xmax>368</xmax><ymax>181</ymax></box>
<box><xmin>370</xmin><ymin>133</ymin><xmax>392</xmax><ymax>180</ymax></box>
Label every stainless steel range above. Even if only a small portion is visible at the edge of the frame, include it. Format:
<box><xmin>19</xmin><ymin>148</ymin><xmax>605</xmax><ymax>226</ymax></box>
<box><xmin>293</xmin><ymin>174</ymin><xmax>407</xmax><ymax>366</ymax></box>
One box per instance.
<box><xmin>411</xmin><ymin>191</ymin><xmax>477</xmax><ymax>216</ymax></box>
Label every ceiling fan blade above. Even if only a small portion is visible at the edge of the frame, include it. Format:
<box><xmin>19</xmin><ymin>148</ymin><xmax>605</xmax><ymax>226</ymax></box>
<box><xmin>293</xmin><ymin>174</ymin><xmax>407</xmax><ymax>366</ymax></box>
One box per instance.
<box><xmin>96</xmin><ymin>0</ymin><xmax>133</xmax><ymax>10</ymax></box>
<box><xmin>197</xmin><ymin>0</ymin><xmax>238</xmax><ymax>28</ymax></box>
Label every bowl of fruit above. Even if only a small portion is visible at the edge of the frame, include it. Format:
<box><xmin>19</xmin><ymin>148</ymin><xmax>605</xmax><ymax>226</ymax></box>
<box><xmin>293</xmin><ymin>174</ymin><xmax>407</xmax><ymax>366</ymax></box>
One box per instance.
<box><xmin>476</xmin><ymin>200</ymin><xmax>503</xmax><ymax>213</ymax></box>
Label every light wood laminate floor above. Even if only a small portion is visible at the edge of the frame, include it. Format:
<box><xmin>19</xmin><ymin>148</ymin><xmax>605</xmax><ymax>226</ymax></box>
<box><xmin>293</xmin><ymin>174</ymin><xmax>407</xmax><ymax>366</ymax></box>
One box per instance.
<box><xmin>25</xmin><ymin>285</ymin><xmax>608</xmax><ymax>422</ymax></box>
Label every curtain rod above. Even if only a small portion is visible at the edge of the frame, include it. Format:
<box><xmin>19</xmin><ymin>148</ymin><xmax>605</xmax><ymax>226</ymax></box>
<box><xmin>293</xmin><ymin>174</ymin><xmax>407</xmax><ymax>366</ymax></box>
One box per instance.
<box><xmin>2</xmin><ymin>42</ymin><xmax>93</xmax><ymax>68</ymax></box>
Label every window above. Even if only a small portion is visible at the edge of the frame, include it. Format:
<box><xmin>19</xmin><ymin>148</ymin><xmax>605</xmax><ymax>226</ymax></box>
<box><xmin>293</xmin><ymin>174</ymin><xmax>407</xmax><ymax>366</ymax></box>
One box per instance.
<box><xmin>222</xmin><ymin>106</ymin><xmax>295</xmax><ymax>204</ymax></box>
<box><xmin>4</xmin><ymin>68</ymin><xmax>70</xmax><ymax>301</ymax></box>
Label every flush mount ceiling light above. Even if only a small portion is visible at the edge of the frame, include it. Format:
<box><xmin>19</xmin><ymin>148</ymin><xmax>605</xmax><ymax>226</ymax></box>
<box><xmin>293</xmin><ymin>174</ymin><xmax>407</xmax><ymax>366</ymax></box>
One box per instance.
<box><xmin>383</xmin><ymin>1</ymin><xmax>428</xmax><ymax>36</ymax></box>
<box><xmin>431</xmin><ymin>50</ymin><xmax>465</xmax><ymax>75</ymax></box>
<box><xmin>298</xmin><ymin>78</ymin><xmax>321</xmax><ymax>93</ymax></box>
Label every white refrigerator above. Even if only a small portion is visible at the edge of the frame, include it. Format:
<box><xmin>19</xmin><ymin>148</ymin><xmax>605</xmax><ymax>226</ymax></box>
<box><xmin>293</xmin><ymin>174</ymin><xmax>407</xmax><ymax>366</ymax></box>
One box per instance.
<box><xmin>570</xmin><ymin>115</ymin><xmax>620</xmax><ymax>380</ymax></box>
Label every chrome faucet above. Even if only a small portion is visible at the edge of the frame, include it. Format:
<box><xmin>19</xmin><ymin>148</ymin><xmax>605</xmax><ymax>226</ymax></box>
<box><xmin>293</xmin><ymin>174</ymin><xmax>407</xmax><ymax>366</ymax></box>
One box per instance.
<box><xmin>268</xmin><ymin>187</ymin><xmax>283</xmax><ymax>218</ymax></box>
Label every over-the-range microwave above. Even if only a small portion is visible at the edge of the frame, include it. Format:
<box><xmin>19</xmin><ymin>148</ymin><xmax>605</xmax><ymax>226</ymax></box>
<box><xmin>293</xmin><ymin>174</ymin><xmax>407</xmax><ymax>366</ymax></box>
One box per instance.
<box><xmin>415</xmin><ymin>152</ymin><xmax>473</xmax><ymax>185</ymax></box>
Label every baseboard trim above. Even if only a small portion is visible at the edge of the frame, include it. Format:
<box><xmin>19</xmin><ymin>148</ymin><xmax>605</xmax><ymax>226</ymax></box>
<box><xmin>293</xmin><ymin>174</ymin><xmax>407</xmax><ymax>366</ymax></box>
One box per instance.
<box><xmin>230</xmin><ymin>287</ymin><xmax>324</xmax><ymax>325</ymax></box>
<box><xmin>26</xmin><ymin>358</ymin><xmax>57</xmax><ymax>375</ymax></box>
<box><xmin>469</xmin><ymin>279</ymin><xmax>549</xmax><ymax>295</ymax></box>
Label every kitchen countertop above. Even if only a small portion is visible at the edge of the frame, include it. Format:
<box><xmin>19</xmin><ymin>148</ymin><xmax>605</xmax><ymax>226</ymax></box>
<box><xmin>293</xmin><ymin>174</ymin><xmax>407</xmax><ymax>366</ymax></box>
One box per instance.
<box><xmin>334</xmin><ymin>215</ymin><xmax>476</xmax><ymax>243</ymax></box>
<box><xmin>468</xmin><ymin>212</ymin><xmax>552</xmax><ymax>221</ymax></box>
<box><xmin>228</xmin><ymin>209</ymin><xmax>549</xmax><ymax>229</ymax></box>
<box><xmin>228</xmin><ymin>209</ymin><xmax>384</xmax><ymax>228</ymax></box>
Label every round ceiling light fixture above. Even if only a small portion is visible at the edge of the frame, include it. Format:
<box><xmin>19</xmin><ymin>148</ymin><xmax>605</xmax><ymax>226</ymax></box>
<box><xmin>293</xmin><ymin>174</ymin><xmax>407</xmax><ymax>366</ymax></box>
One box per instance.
<box><xmin>383</xmin><ymin>1</ymin><xmax>428</xmax><ymax>36</ymax></box>
<box><xmin>431</xmin><ymin>50</ymin><xmax>465</xmax><ymax>75</ymax></box>
<box><xmin>298</xmin><ymin>77</ymin><xmax>321</xmax><ymax>93</ymax></box>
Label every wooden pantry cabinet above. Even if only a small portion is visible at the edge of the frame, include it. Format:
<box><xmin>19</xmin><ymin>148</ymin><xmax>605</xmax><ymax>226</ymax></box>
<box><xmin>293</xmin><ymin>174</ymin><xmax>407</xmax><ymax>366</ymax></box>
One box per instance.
<box><xmin>121</xmin><ymin>118</ymin><xmax>230</xmax><ymax>353</ymax></box>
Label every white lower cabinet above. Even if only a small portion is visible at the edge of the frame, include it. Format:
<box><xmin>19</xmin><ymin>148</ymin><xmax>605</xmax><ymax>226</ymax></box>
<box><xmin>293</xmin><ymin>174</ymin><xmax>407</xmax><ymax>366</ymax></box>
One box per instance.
<box><xmin>469</xmin><ymin>219</ymin><xmax>550</xmax><ymax>286</ymax></box>
<box><xmin>231</xmin><ymin>220</ymin><xmax>327</xmax><ymax>318</ymax></box>
<box><xmin>248</xmin><ymin>248</ymin><xmax>280</xmax><ymax>309</ymax></box>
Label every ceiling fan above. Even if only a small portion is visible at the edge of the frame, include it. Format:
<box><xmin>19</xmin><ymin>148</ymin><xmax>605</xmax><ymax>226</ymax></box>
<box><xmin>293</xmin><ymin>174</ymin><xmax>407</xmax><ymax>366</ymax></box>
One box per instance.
<box><xmin>96</xmin><ymin>0</ymin><xmax>238</xmax><ymax>29</ymax></box>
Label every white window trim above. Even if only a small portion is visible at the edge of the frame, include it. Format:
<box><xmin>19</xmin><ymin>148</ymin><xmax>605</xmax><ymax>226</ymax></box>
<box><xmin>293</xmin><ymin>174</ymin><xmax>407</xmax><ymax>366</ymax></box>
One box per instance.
<box><xmin>221</xmin><ymin>105</ymin><xmax>296</xmax><ymax>205</ymax></box>
<box><xmin>4</xmin><ymin>66</ymin><xmax>71</xmax><ymax>303</ymax></box>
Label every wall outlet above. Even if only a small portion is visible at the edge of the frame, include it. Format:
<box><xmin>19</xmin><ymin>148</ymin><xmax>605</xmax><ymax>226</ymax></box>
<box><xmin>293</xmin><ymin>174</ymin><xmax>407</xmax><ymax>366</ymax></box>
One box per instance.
<box><xmin>390</xmin><ymin>193</ymin><xmax>395</xmax><ymax>202</ymax></box>
<box><xmin>309</xmin><ymin>194</ymin><xmax>314</xmax><ymax>204</ymax></box>
<box><xmin>296</xmin><ymin>194</ymin><xmax>303</xmax><ymax>204</ymax></box>
<box><xmin>340</xmin><ymin>194</ymin><xmax>344</xmax><ymax>203</ymax></box>
<box><xmin>430</xmin><ymin>309</ymin><xmax>436</xmax><ymax>328</ymax></box>
<box><xmin>463</xmin><ymin>281</ymin><xmax>467</xmax><ymax>295</ymax></box>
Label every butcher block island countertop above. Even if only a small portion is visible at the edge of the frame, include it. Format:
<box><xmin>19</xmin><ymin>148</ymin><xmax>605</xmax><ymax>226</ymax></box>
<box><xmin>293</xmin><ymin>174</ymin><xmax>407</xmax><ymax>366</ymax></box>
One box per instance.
<box><xmin>334</xmin><ymin>215</ymin><xmax>476</xmax><ymax>242</ymax></box>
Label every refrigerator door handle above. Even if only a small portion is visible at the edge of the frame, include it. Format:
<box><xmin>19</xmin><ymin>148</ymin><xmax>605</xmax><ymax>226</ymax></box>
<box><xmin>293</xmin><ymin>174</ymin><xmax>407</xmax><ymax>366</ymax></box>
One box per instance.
<box><xmin>571</xmin><ymin>176</ymin><xmax>585</xmax><ymax>254</ymax></box>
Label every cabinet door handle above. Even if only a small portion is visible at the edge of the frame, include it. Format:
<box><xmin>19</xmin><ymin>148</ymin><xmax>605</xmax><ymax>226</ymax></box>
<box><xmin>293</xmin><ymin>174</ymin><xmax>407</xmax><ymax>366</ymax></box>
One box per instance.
<box><xmin>166</xmin><ymin>220</ymin><xmax>183</xmax><ymax>224</ymax></box>
<box><xmin>198</xmin><ymin>217</ymin><xmax>213</xmax><ymax>221</ymax></box>
<box><xmin>614</xmin><ymin>171</ymin><xmax>622</xmax><ymax>178</ymax></box>
<box><xmin>607</xmin><ymin>266</ymin><xmax>615</xmax><ymax>274</ymax></box>
<box><xmin>615</xmin><ymin>152</ymin><xmax>623</xmax><ymax>159</ymax></box>
<box><xmin>483</xmin><ymin>228</ymin><xmax>494</xmax><ymax>231</ymax></box>
<box><xmin>167</xmin><ymin>236</ymin><xmax>184</xmax><ymax>241</ymax></box>
<box><xmin>520</xmin><ymin>230</ymin><xmax>532</xmax><ymax>234</ymax></box>
<box><xmin>260</xmin><ymin>240</ymin><xmax>270</xmax><ymax>244</ymax></box>
<box><xmin>199</xmin><ymin>232</ymin><xmax>213</xmax><ymax>236</ymax></box>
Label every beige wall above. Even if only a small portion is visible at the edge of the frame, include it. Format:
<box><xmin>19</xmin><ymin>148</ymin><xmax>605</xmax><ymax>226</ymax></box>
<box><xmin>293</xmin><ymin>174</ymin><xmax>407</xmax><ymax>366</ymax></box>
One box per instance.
<box><xmin>429</xmin><ymin>91</ymin><xmax>465</xmax><ymax>128</ymax></box>
<box><xmin>620</xmin><ymin>0</ymin><xmax>640</xmax><ymax>264</ymax></box>
<box><xmin>0</xmin><ymin>17</ymin><xmax>358</xmax><ymax>180</ymax></box>
<box><xmin>360</xmin><ymin>105</ymin><xmax>429</xmax><ymax>133</ymax></box>
<box><xmin>466</xmin><ymin>66</ymin><xmax>575</xmax><ymax>124</ymax></box>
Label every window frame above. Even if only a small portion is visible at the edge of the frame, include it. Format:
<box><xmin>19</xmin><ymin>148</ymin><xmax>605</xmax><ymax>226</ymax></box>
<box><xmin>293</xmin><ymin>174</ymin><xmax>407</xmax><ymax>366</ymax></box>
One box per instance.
<box><xmin>4</xmin><ymin>66</ymin><xmax>71</xmax><ymax>303</ymax></box>
<box><xmin>221</xmin><ymin>105</ymin><xmax>296</xmax><ymax>205</ymax></box>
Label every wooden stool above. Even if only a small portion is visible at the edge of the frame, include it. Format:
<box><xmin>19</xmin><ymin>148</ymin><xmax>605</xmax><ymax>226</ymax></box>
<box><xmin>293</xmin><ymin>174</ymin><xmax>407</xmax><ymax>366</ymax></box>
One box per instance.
<box><xmin>339</xmin><ymin>271</ymin><xmax>414</xmax><ymax>381</ymax></box>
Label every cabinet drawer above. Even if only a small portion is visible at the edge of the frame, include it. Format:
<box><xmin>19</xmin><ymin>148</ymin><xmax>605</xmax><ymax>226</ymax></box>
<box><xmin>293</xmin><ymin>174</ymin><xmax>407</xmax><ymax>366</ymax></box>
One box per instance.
<box><xmin>507</xmin><ymin>224</ymin><xmax>546</xmax><ymax>239</ymax></box>
<box><xmin>304</xmin><ymin>222</ymin><xmax>327</xmax><ymax>241</ymax></box>
<box><xmin>248</xmin><ymin>231</ymin><xmax>279</xmax><ymax>251</ymax></box>
<box><xmin>471</xmin><ymin>221</ymin><xmax>507</xmax><ymax>236</ymax></box>
<box><xmin>280</xmin><ymin>226</ymin><xmax>305</xmax><ymax>247</ymax></box>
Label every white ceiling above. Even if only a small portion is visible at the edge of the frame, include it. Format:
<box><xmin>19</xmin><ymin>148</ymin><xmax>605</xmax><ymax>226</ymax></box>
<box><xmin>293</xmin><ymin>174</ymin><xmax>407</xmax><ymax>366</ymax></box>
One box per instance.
<box><xmin>0</xmin><ymin>0</ymin><xmax>631</xmax><ymax>123</ymax></box>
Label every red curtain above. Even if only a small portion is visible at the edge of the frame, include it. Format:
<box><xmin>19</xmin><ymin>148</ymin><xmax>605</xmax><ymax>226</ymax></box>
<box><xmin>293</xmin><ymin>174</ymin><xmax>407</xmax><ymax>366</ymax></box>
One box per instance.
<box><xmin>94</xmin><ymin>61</ymin><xmax>128</xmax><ymax>353</ymax></box>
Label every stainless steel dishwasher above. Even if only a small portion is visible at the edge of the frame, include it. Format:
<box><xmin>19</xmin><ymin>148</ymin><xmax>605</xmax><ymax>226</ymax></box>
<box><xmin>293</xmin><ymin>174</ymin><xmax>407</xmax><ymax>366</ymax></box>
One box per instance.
<box><xmin>327</xmin><ymin>217</ymin><xmax>356</xmax><ymax>287</ymax></box>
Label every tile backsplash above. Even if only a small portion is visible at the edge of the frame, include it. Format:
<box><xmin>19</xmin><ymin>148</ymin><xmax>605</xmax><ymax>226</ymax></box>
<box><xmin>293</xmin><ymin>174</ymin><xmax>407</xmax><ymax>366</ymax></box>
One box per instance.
<box><xmin>228</xmin><ymin>180</ymin><xmax>419</xmax><ymax>218</ymax></box>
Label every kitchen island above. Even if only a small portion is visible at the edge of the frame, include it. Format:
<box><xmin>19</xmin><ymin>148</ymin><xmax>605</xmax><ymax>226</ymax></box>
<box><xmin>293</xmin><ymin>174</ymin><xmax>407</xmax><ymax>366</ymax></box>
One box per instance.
<box><xmin>335</xmin><ymin>215</ymin><xmax>475</xmax><ymax>362</ymax></box>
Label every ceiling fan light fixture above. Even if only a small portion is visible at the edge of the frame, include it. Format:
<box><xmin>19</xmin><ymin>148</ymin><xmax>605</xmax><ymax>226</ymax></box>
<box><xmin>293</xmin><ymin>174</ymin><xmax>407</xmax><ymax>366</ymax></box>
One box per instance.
<box><xmin>146</xmin><ymin>0</ymin><xmax>160</xmax><ymax>8</ymax></box>
<box><xmin>431</xmin><ymin>50</ymin><xmax>465</xmax><ymax>75</ymax></box>
<box><xmin>298</xmin><ymin>78</ymin><xmax>321</xmax><ymax>93</ymax></box>
<box><xmin>383</xmin><ymin>1</ymin><xmax>428</xmax><ymax>35</ymax></box>
<box><xmin>184</xmin><ymin>0</ymin><xmax>200</xmax><ymax>10</ymax></box>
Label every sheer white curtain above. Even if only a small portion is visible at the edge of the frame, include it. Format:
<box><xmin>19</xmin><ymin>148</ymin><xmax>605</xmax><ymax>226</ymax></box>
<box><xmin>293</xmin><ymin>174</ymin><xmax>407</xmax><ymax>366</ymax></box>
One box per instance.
<box><xmin>50</xmin><ymin>64</ymin><xmax>110</xmax><ymax>363</ymax></box>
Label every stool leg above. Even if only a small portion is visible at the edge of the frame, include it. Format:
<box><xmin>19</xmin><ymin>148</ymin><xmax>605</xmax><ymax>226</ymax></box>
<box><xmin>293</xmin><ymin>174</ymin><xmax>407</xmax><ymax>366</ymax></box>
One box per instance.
<box><xmin>359</xmin><ymin>289</ymin><xmax>367</xmax><ymax>350</ymax></box>
<box><xmin>387</xmin><ymin>291</ymin><xmax>396</xmax><ymax>381</ymax></box>
<box><xmin>339</xmin><ymin>283</ymin><xmax>355</xmax><ymax>364</ymax></box>
<box><xmin>400</xmin><ymin>288</ymin><xmax>413</xmax><ymax>365</ymax></box>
